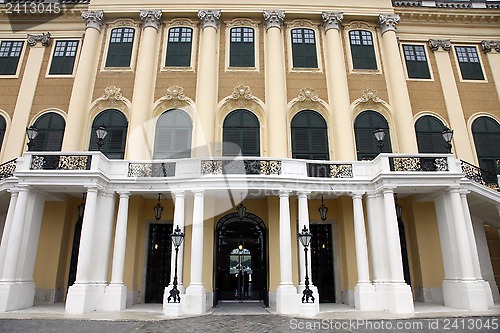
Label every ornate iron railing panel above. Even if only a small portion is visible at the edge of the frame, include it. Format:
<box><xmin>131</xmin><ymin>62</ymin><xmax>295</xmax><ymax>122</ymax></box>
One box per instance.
<box><xmin>389</xmin><ymin>157</ymin><xmax>448</xmax><ymax>172</ymax></box>
<box><xmin>128</xmin><ymin>162</ymin><xmax>176</xmax><ymax>177</ymax></box>
<box><xmin>307</xmin><ymin>163</ymin><xmax>353</xmax><ymax>178</ymax></box>
<box><xmin>201</xmin><ymin>160</ymin><xmax>282</xmax><ymax>175</ymax></box>
<box><xmin>30</xmin><ymin>155</ymin><xmax>92</xmax><ymax>171</ymax></box>
<box><xmin>461</xmin><ymin>160</ymin><xmax>499</xmax><ymax>191</ymax></box>
<box><xmin>0</xmin><ymin>158</ymin><xmax>17</xmax><ymax>180</ymax></box>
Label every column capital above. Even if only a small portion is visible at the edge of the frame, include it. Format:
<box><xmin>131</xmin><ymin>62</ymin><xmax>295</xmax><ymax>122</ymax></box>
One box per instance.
<box><xmin>322</xmin><ymin>12</ymin><xmax>343</xmax><ymax>32</ymax></box>
<box><xmin>140</xmin><ymin>9</ymin><xmax>162</xmax><ymax>30</ymax></box>
<box><xmin>172</xmin><ymin>190</ymin><xmax>186</xmax><ymax>198</ymax></box>
<box><xmin>279</xmin><ymin>189</ymin><xmax>292</xmax><ymax>197</ymax></box>
<box><xmin>263</xmin><ymin>10</ymin><xmax>285</xmax><ymax>31</ymax></box>
<box><xmin>117</xmin><ymin>191</ymin><xmax>130</xmax><ymax>198</ymax></box>
<box><xmin>191</xmin><ymin>189</ymin><xmax>205</xmax><ymax>196</ymax></box>
<box><xmin>350</xmin><ymin>191</ymin><xmax>365</xmax><ymax>199</ymax></box>
<box><xmin>198</xmin><ymin>10</ymin><xmax>221</xmax><ymax>30</ymax></box>
<box><xmin>7</xmin><ymin>187</ymin><xmax>20</xmax><ymax>195</ymax></box>
<box><xmin>481</xmin><ymin>40</ymin><xmax>500</xmax><ymax>54</ymax></box>
<box><xmin>297</xmin><ymin>191</ymin><xmax>311</xmax><ymax>198</ymax></box>
<box><xmin>82</xmin><ymin>10</ymin><xmax>104</xmax><ymax>32</ymax></box>
<box><xmin>84</xmin><ymin>185</ymin><xmax>102</xmax><ymax>193</ymax></box>
<box><xmin>27</xmin><ymin>32</ymin><xmax>51</xmax><ymax>47</ymax></box>
<box><xmin>448</xmin><ymin>185</ymin><xmax>462</xmax><ymax>193</ymax></box>
<box><xmin>377</xmin><ymin>14</ymin><xmax>400</xmax><ymax>34</ymax></box>
<box><xmin>381</xmin><ymin>186</ymin><xmax>397</xmax><ymax>194</ymax></box>
<box><xmin>429</xmin><ymin>39</ymin><xmax>452</xmax><ymax>52</ymax></box>
<box><xmin>459</xmin><ymin>189</ymin><xmax>470</xmax><ymax>197</ymax></box>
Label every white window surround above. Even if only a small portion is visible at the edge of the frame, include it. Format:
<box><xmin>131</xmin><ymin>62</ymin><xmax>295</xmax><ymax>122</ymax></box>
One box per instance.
<box><xmin>45</xmin><ymin>37</ymin><xmax>82</xmax><ymax>78</ymax></box>
<box><xmin>161</xmin><ymin>18</ymin><xmax>198</xmax><ymax>72</ymax></box>
<box><xmin>343</xmin><ymin>21</ymin><xmax>382</xmax><ymax>75</ymax></box>
<box><xmin>399</xmin><ymin>41</ymin><xmax>434</xmax><ymax>81</ymax></box>
<box><xmin>100</xmin><ymin>19</ymin><xmax>141</xmax><ymax>72</ymax></box>
<box><xmin>285</xmin><ymin>20</ymin><xmax>323</xmax><ymax>74</ymax></box>
<box><xmin>452</xmin><ymin>44</ymin><xmax>488</xmax><ymax>83</ymax></box>
<box><xmin>0</xmin><ymin>39</ymin><xmax>27</xmax><ymax>79</ymax></box>
<box><xmin>224</xmin><ymin>18</ymin><xmax>260</xmax><ymax>73</ymax></box>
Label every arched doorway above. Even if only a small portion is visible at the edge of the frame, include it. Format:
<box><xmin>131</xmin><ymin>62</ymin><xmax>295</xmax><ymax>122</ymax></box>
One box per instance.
<box><xmin>215</xmin><ymin>212</ymin><xmax>268</xmax><ymax>306</ymax></box>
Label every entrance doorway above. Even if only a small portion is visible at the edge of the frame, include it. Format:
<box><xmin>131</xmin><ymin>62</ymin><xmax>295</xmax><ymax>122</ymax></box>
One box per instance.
<box><xmin>310</xmin><ymin>224</ymin><xmax>335</xmax><ymax>303</ymax></box>
<box><xmin>145</xmin><ymin>223</ymin><xmax>172</xmax><ymax>303</ymax></box>
<box><xmin>215</xmin><ymin>212</ymin><xmax>268</xmax><ymax>306</ymax></box>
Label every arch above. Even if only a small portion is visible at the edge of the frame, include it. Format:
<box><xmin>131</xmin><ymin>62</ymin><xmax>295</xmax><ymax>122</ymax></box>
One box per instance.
<box><xmin>89</xmin><ymin>109</ymin><xmax>128</xmax><ymax>159</ymax></box>
<box><xmin>472</xmin><ymin>116</ymin><xmax>500</xmax><ymax>174</ymax></box>
<box><xmin>415</xmin><ymin>115</ymin><xmax>449</xmax><ymax>153</ymax></box>
<box><xmin>153</xmin><ymin>109</ymin><xmax>192</xmax><ymax>159</ymax></box>
<box><xmin>291</xmin><ymin>110</ymin><xmax>329</xmax><ymax>160</ymax></box>
<box><xmin>222</xmin><ymin>109</ymin><xmax>260</xmax><ymax>156</ymax></box>
<box><xmin>354</xmin><ymin>110</ymin><xmax>392</xmax><ymax>160</ymax></box>
<box><xmin>31</xmin><ymin>112</ymin><xmax>66</xmax><ymax>151</ymax></box>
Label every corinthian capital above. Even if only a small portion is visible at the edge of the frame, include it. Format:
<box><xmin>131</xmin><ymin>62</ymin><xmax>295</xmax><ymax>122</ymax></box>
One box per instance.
<box><xmin>82</xmin><ymin>10</ymin><xmax>104</xmax><ymax>32</ymax></box>
<box><xmin>322</xmin><ymin>12</ymin><xmax>343</xmax><ymax>32</ymax></box>
<box><xmin>263</xmin><ymin>10</ymin><xmax>285</xmax><ymax>31</ymax></box>
<box><xmin>377</xmin><ymin>14</ymin><xmax>400</xmax><ymax>34</ymax></box>
<box><xmin>481</xmin><ymin>41</ymin><xmax>500</xmax><ymax>53</ymax></box>
<box><xmin>140</xmin><ymin>10</ymin><xmax>162</xmax><ymax>30</ymax></box>
<box><xmin>198</xmin><ymin>10</ymin><xmax>221</xmax><ymax>30</ymax></box>
<box><xmin>27</xmin><ymin>32</ymin><xmax>51</xmax><ymax>47</ymax></box>
<box><xmin>429</xmin><ymin>39</ymin><xmax>452</xmax><ymax>52</ymax></box>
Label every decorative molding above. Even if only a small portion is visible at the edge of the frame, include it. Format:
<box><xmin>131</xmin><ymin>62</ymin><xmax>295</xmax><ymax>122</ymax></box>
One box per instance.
<box><xmin>285</xmin><ymin>19</ymin><xmax>318</xmax><ymax>30</ymax></box>
<box><xmin>353</xmin><ymin>89</ymin><xmax>383</xmax><ymax>108</ymax></box>
<box><xmin>263</xmin><ymin>10</ymin><xmax>285</xmax><ymax>31</ymax></box>
<box><xmin>97</xmin><ymin>86</ymin><xmax>125</xmax><ymax>106</ymax></box>
<box><xmin>297</xmin><ymin>88</ymin><xmax>319</xmax><ymax>103</ymax></box>
<box><xmin>224</xmin><ymin>18</ymin><xmax>260</xmax><ymax>29</ymax></box>
<box><xmin>343</xmin><ymin>21</ymin><xmax>375</xmax><ymax>32</ymax></box>
<box><xmin>198</xmin><ymin>10</ymin><xmax>221</xmax><ymax>30</ymax></box>
<box><xmin>82</xmin><ymin>10</ymin><xmax>104</xmax><ymax>32</ymax></box>
<box><xmin>481</xmin><ymin>40</ymin><xmax>500</xmax><ymax>53</ymax></box>
<box><xmin>428</xmin><ymin>39</ymin><xmax>452</xmax><ymax>52</ymax></box>
<box><xmin>377</xmin><ymin>14</ymin><xmax>400</xmax><ymax>34</ymax></box>
<box><xmin>164</xmin><ymin>86</ymin><xmax>187</xmax><ymax>101</ymax></box>
<box><xmin>107</xmin><ymin>19</ymin><xmax>141</xmax><ymax>29</ymax></box>
<box><xmin>163</xmin><ymin>18</ymin><xmax>197</xmax><ymax>29</ymax></box>
<box><xmin>27</xmin><ymin>32</ymin><xmax>51</xmax><ymax>47</ymax></box>
<box><xmin>140</xmin><ymin>9</ymin><xmax>162</xmax><ymax>30</ymax></box>
<box><xmin>322</xmin><ymin>12</ymin><xmax>343</xmax><ymax>32</ymax></box>
<box><xmin>230</xmin><ymin>84</ymin><xmax>256</xmax><ymax>107</ymax></box>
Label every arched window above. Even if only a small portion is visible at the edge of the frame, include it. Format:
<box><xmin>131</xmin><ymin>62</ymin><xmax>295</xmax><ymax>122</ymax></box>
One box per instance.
<box><xmin>89</xmin><ymin>109</ymin><xmax>128</xmax><ymax>159</ymax></box>
<box><xmin>291</xmin><ymin>110</ymin><xmax>329</xmax><ymax>160</ymax></box>
<box><xmin>223</xmin><ymin>109</ymin><xmax>260</xmax><ymax>156</ymax></box>
<box><xmin>354</xmin><ymin>110</ymin><xmax>392</xmax><ymax>160</ymax></box>
<box><xmin>31</xmin><ymin>112</ymin><xmax>65</xmax><ymax>151</ymax></box>
<box><xmin>415</xmin><ymin>115</ymin><xmax>449</xmax><ymax>153</ymax></box>
<box><xmin>154</xmin><ymin>109</ymin><xmax>192</xmax><ymax>159</ymax></box>
<box><xmin>472</xmin><ymin>116</ymin><xmax>500</xmax><ymax>174</ymax></box>
<box><xmin>0</xmin><ymin>115</ymin><xmax>6</xmax><ymax>152</ymax></box>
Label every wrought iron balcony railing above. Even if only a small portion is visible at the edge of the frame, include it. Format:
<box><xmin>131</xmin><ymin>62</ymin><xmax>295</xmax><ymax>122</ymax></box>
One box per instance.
<box><xmin>306</xmin><ymin>162</ymin><xmax>353</xmax><ymax>178</ymax></box>
<box><xmin>30</xmin><ymin>154</ymin><xmax>92</xmax><ymax>171</ymax></box>
<box><xmin>128</xmin><ymin>162</ymin><xmax>176</xmax><ymax>177</ymax></box>
<box><xmin>460</xmin><ymin>160</ymin><xmax>500</xmax><ymax>191</ymax></box>
<box><xmin>0</xmin><ymin>158</ymin><xmax>17</xmax><ymax>180</ymax></box>
<box><xmin>389</xmin><ymin>156</ymin><xmax>449</xmax><ymax>172</ymax></box>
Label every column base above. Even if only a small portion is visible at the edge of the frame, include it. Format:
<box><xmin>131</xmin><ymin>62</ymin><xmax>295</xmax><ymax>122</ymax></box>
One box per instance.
<box><xmin>103</xmin><ymin>284</ymin><xmax>127</xmax><ymax>311</ymax></box>
<box><xmin>0</xmin><ymin>281</ymin><xmax>35</xmax><ymax>312</ymax></box>
<box><xmin>354</xmin><ymin>283</ymin><xmax>380</xmax><ymax>311</ymax></box>
<box><xmin>443</xmin><ymin>279</ymin><xmax>489</xmax><ymax>311</ymax></box>
<box><xmin>276</xmin><ymin>284</ymin><xmax>298</xmax><ymax>315</ymax></box>
<box><xmin>66</xmin><ymin>283</ymin><xmax>102</xmax><ymax>314</ymax></box>
<box><xmin>182</xmin><ymin>285</ymin><xmax>206</xmax><ymax>315</ymax></box>
<box><xmin>374</xmin><ymin>282</ymin><xmax>414</xmax><ymax>314</ymax></box>
<box><xmin>164</xmin><ymin>302</ymin><xmax>183</xmax><ymax>317</ymax></box>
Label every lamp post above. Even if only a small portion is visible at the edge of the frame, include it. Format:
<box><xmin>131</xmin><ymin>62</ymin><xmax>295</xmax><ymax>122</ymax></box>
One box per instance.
<box><xmin>95</xmin><ymin>124</ymin><xmax>108</xmax><ymax>151</ymax></box>
<box><xmin>298</xmin><ymin>226</ymin><xmax>314</xmax><ymax>303</ymax></box>
<box><xmin>26</xmin><ymin>126</ymin><xmax>39</xmax><ymax>151</ymax></box>
<box><xmin>442</xmin><ymin>126</ymin><xmax>454</xmax><ymax>153</ymax></box>
<box><xmin>153</xmin><ymin>193</ymin><xmax>164</xmax><ymax>221</ymax></box>
<box><xmin>318</xmin><ymin>195</ymin><xmax>328</xmax><ymax>221</ymax></box>
<box><xmin>168</xmin><ymin>225</ymin><xmax>185</xmax><ymax>303</ymax></box>
<box><xmin>76</xmin><ymin>193</ymin><xmax>86</xmax><ymax>219</ymax></box>
<box><xmin>373</xmin><ymin>128</ymin><xmax>386</xmax><ymax>153</ymax></box>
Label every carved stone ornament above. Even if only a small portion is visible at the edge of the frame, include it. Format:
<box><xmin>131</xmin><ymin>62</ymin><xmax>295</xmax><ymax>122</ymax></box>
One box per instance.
<box><xmin>230</xmin><ymin>84</ymin><xmax>255</xmax><ymax>106</ymax></box>
<box><xmin>140</xmin><ymin>9</ymin><xmax>162</xmax><ymax>30</ymax></box>
<box><xmin>481</xmin><ymin>41</ymin><xmax>500</xmax><ymax>53</ymax></box>
<box><xmin>297</xmin><ymin>88</ymin><xmax>319</xmax><ymax>103</ymax></box>
<box><xmin>100</xmin><ymin>86</ymin><xmax>124</xmax><ymax>106</ymax></box>
<box><xmin>27</xmin><ymin>32</ymin><xmax>51</xmax><ymax>47</ymax></box>
<box><xmin>82</xmin><ymin>10</ymin><xmax>104</xmax><ymax>32</ymax></box>
<box><xmin>164</xmin><ymin>86</ymin><xmax>187</xmax><ymax>102</ymax></box>
<box><xmin>322</xmin><ymin>12</ymin><xmax>343</xmax><ymax>32</ymax></box>
<box><xmin>377</xmin><ymin>14</ymin><xmax>400</xmax><ymax>34</ymax></box>
<box><xmin>198</xmin><ymin>10</ymin><xmax>221</xmax><ymax>30</ymax></box>
<box><xmin>353</xmin><ymin>89</ymin><xmax>383</xmax><ymax>108</ymax></box>
<box><xmin>263</xmin><ymin>10</ymin><xmax>285</xmax><ymax>31</ymax></box>
<box><xmin>428</xmin><ymin>39</ymin><xmax>452</xmax><ymax>52</ymax></box>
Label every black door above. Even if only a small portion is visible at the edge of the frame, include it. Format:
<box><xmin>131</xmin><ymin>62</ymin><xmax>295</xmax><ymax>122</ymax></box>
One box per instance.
<box><xmin>398</xmin><ymin>218</ymin><xmax>412</xmax><ymax>287</ymax></box>
<box><xmin>310</xmin><ymin>224</ymin><xmax>335</xmax><ymax>303</ymax></box>
<box><xmin>145</xmin><ymin>224</ymin><xmax>172</xmax><ymax>303</ymax></box>
<box><xmin>67</xmin><ymin>215</ymin><xmax>83</xmax><ymax>289</ymax></box>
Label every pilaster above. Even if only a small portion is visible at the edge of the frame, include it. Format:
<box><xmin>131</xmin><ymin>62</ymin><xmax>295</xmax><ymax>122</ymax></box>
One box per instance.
<box><xmin>481</xmin><ymin>40</ymin><xmax>500</xmax><ymax>102</ymax></box>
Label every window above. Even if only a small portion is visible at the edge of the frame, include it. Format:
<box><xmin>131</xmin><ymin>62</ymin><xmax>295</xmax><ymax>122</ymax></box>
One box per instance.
<box><xmin>49</xmin><ymin>40</ymin><xmax>79</xmax><ymax>75</ymax></box>
<box><xmin>455</xmin><ymin>46</ymin><xmax>484</xmax><ymax>80</ymax></box>
<box><xmin>349</xmin><ymin>30</ymin><xmax>377</xmax><ymax>70</ymax></box>
<box><xmin>291</xmin><ymin>110</ymin><xmax>329</xmax><ymax>160</ymax></box>
<box><xmin>0</xmin><ymin>116</ymin><xmax>6</xmax><ymax>152</ymax></box>
<box><xmin>472</xmin><ymin>116</ymin><xmax>500</xmax><ymax>175</ymax></box>
<box><xmin>354</xmin><ymin>111</ymin><xmax>392</xmax><ymax>160</ymax></box>
<box><xmin>154</xmin><ymin>109</ymin><xmax>192</xmax><ymax>159</ymax></box>
<box><xmin>403</xmin><ymin>44</ymin><xmax>431</xmax><ymax>79</ymax></box>
<box><xmin>230</xmin><ymin>27</ymin><xmax>255</xmax><ymax>67</ymax></box>
<box><xmin>291</xmin><ymin>28</ymin><xmax>318</xmax><ymax>68</ymax></box>
<box><xmin>415</xmin><ymin>115</ymin><xmax>448</xmax><ymax>153</ymax></box>
<box><xmin>223</xmin><ymin>109</ymin><xmax>260</xmax><ymax>156</ymax></box>
<box><xmin>165</xmin><ymin>27</ymin><xmax>193</xmax><ymax>67</ymax></box>
<box><xmin>31</xmin><ymin>113</ymin><xmax>65</xmax><ymax>151</ymax></box>
<box><xmin>105</xmin><ymin>28</ymin><xmax>135</xmax><ymax>68</ymax></box>
<box><xmin>89</xmin><ymin>109</ymin><xmax>128</xmax><ymax>159</ymax></box>
<box><xmin>0</xmin><ymin>41</ymin><xmax>23</xmax><ymax>75</ymax></box>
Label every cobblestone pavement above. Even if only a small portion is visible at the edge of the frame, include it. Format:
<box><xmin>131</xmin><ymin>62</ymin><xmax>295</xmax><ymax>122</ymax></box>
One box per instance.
<box><xmin>1</xmin><ymin>315</ymin><xmax>500</xmax><ymax>333</ymax></box>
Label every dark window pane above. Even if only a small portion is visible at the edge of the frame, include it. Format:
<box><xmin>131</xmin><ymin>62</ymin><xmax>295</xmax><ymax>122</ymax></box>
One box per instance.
<box><xmin>0</xmin><ymin>116</ymin><xmax>6</xmax><ymax>152</ymax></box>
<box><xmin>49</xmin><ymin>40</ymin><xmax>79</xmax><ymax>75</ymax></box>
<box><xmin>350</xmin><ymin>30</ymin><xmax>377</xmax><ymax>70</ymax></box>
<box><xmin>165</xmin><ymin>27</ymin><xmax>193</xmax><ymax>67</ymax></box>
<box><xmin>354</xmin><ymin>111</ymin><xmax>392</xmax><ymax>160</ymax></box>
<box><xmin>472</xmin><ymin>117</ymin><xmax>500</xmax><ymax>174</ymax></box>
<box><xmin>403</xmin><ymin>44</ymin><xmax>431</xmax><ymax>79</ymax></box>
<box><xmin>455</xmin><ymin>46</ymin><xmax>484</xmax><ymax>80</ymax></box>
<box><xmin>415</xmin><ymin>115</ymin><xmax>448</xmax><ymax>153</ymax></box>
<box><xmin>0</xmin><ymin>41</ymin><xmax>24</xmax><ymax>75</ymax></box>
<box><xmin>154</xmin><ymin>109</ymin><xmax>192</xmax><ymax>159</ymax></box>
<box><xmin>89</xmin><ymin>109</ymin><xmax>128</xmax><ymax>159</ymax></box>
<box><xmin>223</xmin><ymin>109</ymin><xmax>260</xmax><ymax>156</ymax></box>
<box><xmin>105</xmin><ymin>28</ymin><xmax>135</xmax><ymax>68</ymax></box>
<box><xmin>291</xmin><ymin>110</ymin><xmax>328</xmax><ymax>160</ymax></box>
<box><xmin>230</xmin><ymin>27</ymin><xmax>255</xmax><ymax>67</ymax></box>
<box><xmin>291</xmin><ymin>28</ymin><xmax>318</xmax><ymax>68</ymax></box>
<box><xmin>31</xmin><ymin>113</ymin><xmax>66</xmax><ymax>151</ymax></box>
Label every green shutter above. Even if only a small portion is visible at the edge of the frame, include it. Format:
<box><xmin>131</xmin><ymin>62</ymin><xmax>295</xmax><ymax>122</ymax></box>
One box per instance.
<box><xmin>223</xmin><ymin>109</ymin><xmax>260</xmax><ymax>156</ymax></box>
<box><xmin>291</xmin><ymin>111</ymin><xmax>328</xmax><ymax>160</ymax></box>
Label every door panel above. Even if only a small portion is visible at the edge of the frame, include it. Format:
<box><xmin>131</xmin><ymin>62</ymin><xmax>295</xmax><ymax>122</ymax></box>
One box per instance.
<box><xmin>310</xmin><ymin>224</ymin><xmax>335</xmax><ymax>303</ymax></box>
<box><xmin>145</xmin><ymin>224</ymin><xmax>172</xmax><ymax>303</ymax></box>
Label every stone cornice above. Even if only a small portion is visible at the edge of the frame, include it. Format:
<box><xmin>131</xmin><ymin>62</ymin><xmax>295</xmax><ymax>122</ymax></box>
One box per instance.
<box><xmin>429</xmin><ymin>39</ymin><xmax>452</xmax><ymax>51</ymax></box>
<box><xmin>394</xmin><ymin>1</ymin><xmax>500</xmax><ymax>9</ymax></box>
<box><xmin>377</xmin><ymin>14</ymin><xmax>400</xmax><ymax>34</ymax></box>
<box><xmin>482</xmin><ymin>40</ymin><xmax>500</xmax><ymax>53</ymax></box>
<box><xmin>263</xmin><ymin>10</ymin><xmax>285</xmax><ymax>31</ymax></box>
<box><xmin>140</xmin><ymin>9</ymin><xmax>162</xmax><ymax>30</ymax></box>
<box><xmin>27</xmin><ymin>32</ymin><xmax>51</xmax><ymax>47</ymax></box>
<box><xmin>82</xmin><ymin>10</ymin><xmax>104</xmax><ymax>32</ymax></box>
<box><xmin>198</xmin><ymin>10</ymin><xmax>221</xmax><ymax>30</ymax></box>
<box><xmin>322</xmin><ymin>12</ymin><xmax>343</xmax><ymax>32</ymax></box>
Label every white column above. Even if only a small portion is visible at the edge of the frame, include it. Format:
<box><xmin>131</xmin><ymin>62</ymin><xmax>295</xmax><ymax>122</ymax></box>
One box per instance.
<box><xmin>93</xmin><ymin>191</ymin><xmax>115</xmax><ymax>285</ymax></box>
<box><xmin>169</xmin><ymin>191</ymin><xmax>185</xmax><ymax>289</ymax></box>
<box><xmin>481</xmin><ymin>41</ymin><xmax>500</xmax><ymax>102</ymax></box>
<box><xmin>365</xmin><ymin>191</ymin><xmax>389</xmax><ymax>282</ymax></box>
<box><xmin>459</xmin><ymin>191</ymin><xmax>482</xmax><ymax>280</ymax></box>
<box><xmin>0</xmin><ymin>189</ymin><xmax>19</xmax><ymax>278</ymax></box>
<box><xmin>297</xmin><ymin>192</ymin><xmax>310</xmax><ymax>286</ymax></box>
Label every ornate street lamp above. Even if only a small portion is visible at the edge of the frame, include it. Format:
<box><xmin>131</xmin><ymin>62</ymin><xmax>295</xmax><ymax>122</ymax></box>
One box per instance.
<box><xmin>298</xmin><ymin>226</ymin><xmax>315</xmax><ymax>303</ymax></box>
<box><xmin>95</xmin><ymin>124</ymin><xmax>108</xmax><ymax>151</ymax></box>
<box><xmin>167</xmin><ymin>225</ymin><xmax>184</xmax><ymax>303</ymax></box>
<box><xmin>76</xmin><ymin>193</ymin><xmax>86</xmax><ymax>219</ymax></box>
<box><xmin>442</xmin><ymin>126</ymin><xmax>454</xmax><ymax>153</ymax></box>
<box><xmin>318</xmin><ymin>195</ymin><xmax>328</xmax><ymax>221</ymax></box>
<box><xmin>153</xmin><ymin>193</ymin><xmax>164</xmax><ymax>221</ymax></box>
<box><xmin>236</xmin><ymin>202</ymin><xmax>247</xmax><ymax>220</ymax></box>
<box><xmin>26</xmin><ymin>126</ymin><xmax>39</xmax><ymax>151</ymax></box>
<box><xmin>373</xmin><ymin>128</ymin><xmax>386</xmax><ymax>153</ymax></box>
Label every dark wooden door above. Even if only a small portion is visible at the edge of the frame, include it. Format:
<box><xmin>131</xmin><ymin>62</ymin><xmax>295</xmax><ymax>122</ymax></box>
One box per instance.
<box><xmin>145</xmin><ymin>224</ymin><xmax>172</xmax><ymax>303</ymax></box>
<box><xmin>310</xmin><ymin>224</ymin><xmax>335</xmax><ymax>303</ymax></box>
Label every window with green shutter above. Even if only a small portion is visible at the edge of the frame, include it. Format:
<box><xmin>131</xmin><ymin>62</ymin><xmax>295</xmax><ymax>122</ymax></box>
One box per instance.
<box><xmin>31</xmin><ymin>113</ymin><xmax>65</xmax><ymax>151</ymax></box>
<box><xmin>230</xmin><ymin>27</ymin><xmax>255</xmax><ymax>67</ymax></box>
<box><xmin>472</xmin><ymin>116</ymin><xmax>500</xmax><ymax>174</ymax></box>
<box><xmin>223</xmin><ymin>109</ymin><xmax>260</xmax><ymax>156</ymax></box>
<box><xmin>354</xmin><ymin>110</ymin><xmax>391</xmax><ymax>160</ymax></box>
<box><xmin>154</xmin><ymin>109</ymin><xmax>192</xmax><ymax>159</ymax></box>
<box><xmin>0</xmin><ymin>116</ymin><xmax>6</xmax><ymax>153</ymax></box>
<box><xmin>105</xmin><ymin>28</ymin><xmax>135</xmax><ymax>68</ymax></box>
<box><xmin>49</xmin><ymin>40</ymin><xmax>79</xmax><ymax>75</ymax></box>
<box><xmin>165</xmin><ymin>27</ymin><xmax>193</xmax><ymax>67</ymax></box>
<box><xmin>291</xmin><ymin>110</ymin><xmax>329</xmax><ymax>160</ymax></box>
<box><xmin>455</xmin><ymin>46</ymin><xmax>484</xmax><ymax>80</ymax></box>
<box><xmin>415</xmin><ymin>115</ymin><xmax>449</xmax><ymax>153</ymax></box>
<box><xmin>349</xmin><ymin>30</ymin><xmax>377</xmax><ymax>70</ymax></box>
<box><xmin>89</xmin><ymin>109</ymin><xmax>128</xmax><ymax>159</ymax></box>
<box><xmin>403</xmin><ymin>44</ymin><xmax>431</xmax><ymax>79</ymax></box>
<box><xmin>0</xmin><ymin>41</ymin><xmax>23</xmax><ymax>75</ymax></box>
<box><xmin>291</xmin><ymin>28</ymin><xmax>318</xmax><ymax>69</ymax></box>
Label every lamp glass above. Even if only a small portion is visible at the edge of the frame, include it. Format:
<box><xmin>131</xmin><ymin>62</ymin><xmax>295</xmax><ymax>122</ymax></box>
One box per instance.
<box><xmin>96</xmin><ymin>125</ymin><xmax>108</xmax><ymax>140</ymax></box>
<box><xmin>26</xmin><ymin>126</ymin><xmax>39</xmax><ymax>140</ymax></box>
<box><xmin>373</xmin><ymin>128</ymin><xmax>385</xmax><ymax>142</ymax></box>
<box><xmin>171</xmin><ymin>226</ymin><xmax>184</xmax><ymax>248</ymax></box>
<box><xmin>298</xmin><ymin>226</ymin><xmax>312</xmax><ymax>248</ymax></box>
<box><xmin>442</xmin><ymin>127</ymin><xmax>453</xmax><ymax>143</ymax></box>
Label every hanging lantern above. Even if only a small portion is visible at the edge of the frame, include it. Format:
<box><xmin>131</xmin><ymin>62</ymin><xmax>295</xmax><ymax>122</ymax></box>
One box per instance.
<box><xmin>318</xmin><ymin>195</ymin><xmax>328</xmax><ymax>221</ymax></box>
<box><xmin>236</xmin><ymin>202</ymin><xmax>247</xmax><ymax>220</ymax></box>
<box><xmin>154</xmin><ymin>193</ymin><xmax>164</xmax><ymax>221</ymax></box>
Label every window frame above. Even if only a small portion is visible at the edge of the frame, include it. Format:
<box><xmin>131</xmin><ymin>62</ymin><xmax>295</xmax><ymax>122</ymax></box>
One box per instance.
<box><xmin>101</xmin><ymin>20</ymin><xmax>140</xmax><ymax>72</ymax></box>
<box><xmin>153</xmin><ymin>109</ymin><xmax>193</xmax><ymax>159</ymax></box>
<box><xmin>224</xmin><ymin>18</ymin><xmax>260</xmax><ymax>72</ymax></box>
<box><xmin>471</xmin><ymin>115</ymin><xmax>500</xmax><ymax>175</ymax></box>
<box><xmin>414</xmin><ymin>114</ymin><xmax>449</xmax><ymax>153</ymax></box>
<box><xmin>89</xmin><ymin>109</ymin><xmax>129</xmax><ymax>159</ymax></box>
<box><xmin>222</xmin><ymin>109</ymin><xmax>260</xmax><ymax>157</ymax></box>
<box><xmin>30</xmin><ymin>111</ymin><xmax>66</xmax><ymax>152</ymax></box>
<box><xmin>285</xmin><ymin>20</ymin><xmax>323</xmax><ymax>73</ymax></box>
<box><xmin>46</xmin><ymin>38</ymin><xmax>81</xmax><ymax>77</ymax></box>
<box><xmin>344</xmin><ymin>22</ymin><xmax>382</xmax><ymax>75</ymax></box>
<box><xmin>161</xmin><ymin>19</ymin><xmax>198</xmax><ymax>72</ymax></box>
<box><xmin>452</xmin><ymin>44</ymin><xmax>487</xmax><ymax>82</ymax></box>
<box><xmin>0</xmin><ymin>39</ymin><xmax>26</xmax><ymax>78</ymax></box>
<box><xmin>290</xmin><ymin>110</ymin><xmax>329</xmax><ymax>161</ymax></box>
<box><xmin>400</xmin><ymin>42</ymin><xmax>433</xmax><ymax>81</ymax></box>
<box><xmin>354</xmin><ymin>110</ymin><xmax>392</xmax><ymax>161</ymax></box>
